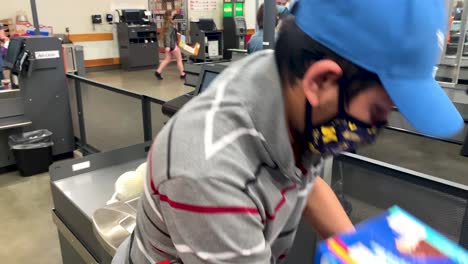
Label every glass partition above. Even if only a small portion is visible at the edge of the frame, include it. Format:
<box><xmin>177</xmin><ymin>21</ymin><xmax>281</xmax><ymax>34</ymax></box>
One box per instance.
<box><xmin>151</xmin><ymin>101</ymin><xmax>170</xmax><ymax>139</ymax></box>
<box><xmin>81</xmin><ymin>83</ymin><xmax>144</xmax><ymax>152</ymax></box>
<box><xmin>332</xmin><ymin>154</ymin><xmax>468</xmax><ymax>245</ymax></box>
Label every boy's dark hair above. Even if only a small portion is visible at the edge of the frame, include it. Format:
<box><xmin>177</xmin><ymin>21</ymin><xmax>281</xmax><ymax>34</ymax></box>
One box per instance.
<box><xmin>257</xmin><ymin>4</ymin><xmax>265</xmax><ymax>29</ymax></box>
<box><xmin>275</xmin><ymin>17</ymin><xmax>381</xmax><ymax>102</ymax></box>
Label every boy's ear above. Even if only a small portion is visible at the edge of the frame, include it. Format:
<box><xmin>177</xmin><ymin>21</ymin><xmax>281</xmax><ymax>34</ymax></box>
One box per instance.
<box><xmin>302</xmin><ymin>59</ymin><xmax>342</xmax><ymax>107</ymax></box>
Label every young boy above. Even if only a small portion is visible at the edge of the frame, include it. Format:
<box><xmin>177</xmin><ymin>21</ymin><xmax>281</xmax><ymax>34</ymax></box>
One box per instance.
<box><xmin>113</xmin><ymin>0</ymin><xmax>463</xmax><ymax>263</ymax></box>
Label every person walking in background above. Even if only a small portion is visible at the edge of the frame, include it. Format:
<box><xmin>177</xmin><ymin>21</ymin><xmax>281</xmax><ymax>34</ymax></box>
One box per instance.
<box><xmin>248</xmin><ymin>4</ymin><xmax>266</xmax><ymax>54</ymax></box>
<box><xmin>154</xmin><ymin>11</ymin><xmax>185</xmax><ymax>80</ymax></box>
<box><xmin>0</xmin><ymin>25</ymin><xmax>9</xmax><ymax>81</ymax></box>
<box><xmin>247</xmin><ymin>4</ymin><xmax>279</xmax><ymax>54</ymax></box>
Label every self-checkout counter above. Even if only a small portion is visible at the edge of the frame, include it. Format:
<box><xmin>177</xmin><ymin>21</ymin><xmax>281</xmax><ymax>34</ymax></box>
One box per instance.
<box><xmin>189</xmin><ymin>19</ymin><xmax>224</xmax><ymax>61</ymax></box>
<box><xmin>50</xmin><ymin>141</ymin><xmax>468</xmax><ymax>264</ymax></box>
<box><xmin>49</xmin><ymin>60</ymin><xmax>468</xmax><ymax>264</ymax></box>
<box><xmin>48</xmin><ymin>140</ymin><xmax>317</xmax><ymax>264</ymax></box>
<box><xmin>172</xmin><ymin>53</ymin><xmax>247</xmax><ymax>117</ymax></box>
<box><xmin>223</xmin><ymin>0</ymin><xmax>247</xmax><ymax>58</ymax></box>
<box><xmin>0</xmin><ymin>36</ymin><xmax>75</xmax><ymax>169</ymax></box>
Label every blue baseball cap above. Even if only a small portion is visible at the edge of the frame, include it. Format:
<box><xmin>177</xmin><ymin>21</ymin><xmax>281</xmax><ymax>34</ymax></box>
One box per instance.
<box><xmin>294</xmin><ymin>0</ymin><xmax>463</xmax><ymax>138</ymax></box>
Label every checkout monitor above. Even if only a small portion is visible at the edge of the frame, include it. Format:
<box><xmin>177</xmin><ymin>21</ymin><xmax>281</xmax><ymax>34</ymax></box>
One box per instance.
<box><xmin>195</xmin><ymin>65</ymin><xmax>226</xmax><ymax>95</ymax></box>
<box><xmin>235</xmin><ymin>18</ymin><xmax>246</xmax><ymax>31</ymax></box>
<box><xmin>121</xmin><ymin>9</ymin><xmax>146</xmax><ymax>24</ymax></box>
<box><xmin>4</xmin><ymin>38</ymin><xmax>22</xmax><ymax>69</ymax></box>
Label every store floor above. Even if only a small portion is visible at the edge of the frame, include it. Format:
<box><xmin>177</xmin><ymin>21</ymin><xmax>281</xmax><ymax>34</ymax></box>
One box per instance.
<box><xmin>0</xmin><ymin>171</ymin><xmax>61</xmax><ymax>264</ymax></box>
<box><xmin>85</xmin><ymin>64</ymin><xmax>193</xmax><ymax>102</ymax></box>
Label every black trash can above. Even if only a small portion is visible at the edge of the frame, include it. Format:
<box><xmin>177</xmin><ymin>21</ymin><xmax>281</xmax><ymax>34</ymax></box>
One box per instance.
<box><xmin>9</xmin><ymin>129</ymin><xmax>54</xmax><ymax>176</ymax></box>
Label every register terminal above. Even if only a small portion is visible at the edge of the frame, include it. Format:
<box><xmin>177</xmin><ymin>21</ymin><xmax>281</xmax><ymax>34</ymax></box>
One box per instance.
<box><xmin>0</xmin><ymin>36</ymin><xmax>74</xmax><ymax>165</ymax></box>
<box><xmin>162</xmin><ymin>64</ymin><xmax>226</xmax><ymax>117</ymax></box>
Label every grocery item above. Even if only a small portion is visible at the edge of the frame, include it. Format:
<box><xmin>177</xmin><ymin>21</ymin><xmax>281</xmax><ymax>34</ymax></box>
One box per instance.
<box><xmin>316</xmin><ymin>206</ymin><xmax>468</xmax><ymax>264</ymax></box>
<box><xmin>107</xmin><ymin>162</ymin><xmax>147</xmax><ymax>205</ymax></box>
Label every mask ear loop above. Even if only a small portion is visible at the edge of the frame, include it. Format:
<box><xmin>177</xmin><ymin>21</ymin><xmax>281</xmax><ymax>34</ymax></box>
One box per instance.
<box><xmin>304</xmin><ymin>99</ymin><xmax>313</xmax><ymax>139</ymax></box>
<box><xmin>337</xmin><ymin>76</ymin><xmax>349</xmax><ymax>116</ymax></box>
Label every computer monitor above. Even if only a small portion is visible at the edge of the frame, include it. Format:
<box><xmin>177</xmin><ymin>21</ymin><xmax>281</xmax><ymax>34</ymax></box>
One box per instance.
<box><xmin>198</xmin><ymin>19</ymin><xmax>217</xmax><ymax>31</ymax></box>
<box><xmin>4</xmin><ymin>38</ymin><xmax>23</xmax><ymax>69</ymax></box>
<box><xmin>235</xmin><ymin>18</ymin><xmax>246</xmax><ymax>30</ymax></box>
<box><xmin>194</xmin><ymin>64</ymin><xmax>226</xmax><ymax>95</ymax></box>
<box><xmin>122</xmin><ymin>9</ymin><xmax>146</xmax><ymax>24</ymax></box>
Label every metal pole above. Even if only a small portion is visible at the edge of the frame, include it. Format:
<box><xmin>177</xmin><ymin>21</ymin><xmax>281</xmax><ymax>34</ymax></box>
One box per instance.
<box><xmin>255</xmin><ymin>0</ymin><xmax>260</xmax><ymax>29</ymax></box>
<box><xmin>75</xmin><ymin>79</ymin><xmax>88</xmax><ymax>153</ymax></box>
<box><xmin>441</xmin><ymin>0</ymin><xmax>453</xmax><ymax>61</ymax></box>
<box><xmin>141</xmin><ymin>96</ymin><xmax>153</xmax><ymax>142</ymax></box>
<box><xmin>322</xmin><ymin>157</ymin><xmax>334</xmax><ymax>185</ymax></box>
<box><xmin>460</xmin><ymin>204</ymin><xmax>468</xmax><ymax>247</ymax></box>
<box><xmin>453</xmin><ymin>0</ymin><xmax>468</xmax><ymax>83</ymax></box>
<box><xmin>263</xmin><ymin>0</ymin><xmax>276</xmax><ymax>49</ymax></box>
<box><xmin>461</xmin><ymin>130</ymin><xmax>468</xmax><ymax>156</ymax></box>
<box><xmin>30</xmin><ymin>0</ymin><xmax>41</xmax><ymax>35</ymax></box>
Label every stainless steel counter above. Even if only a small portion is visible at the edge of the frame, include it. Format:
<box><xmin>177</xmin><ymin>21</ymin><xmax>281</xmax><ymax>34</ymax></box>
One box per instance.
<box><xmin>50</xmin><ymin>142</ymin><xmax>151</xmax><ymax>264</ymax></box>
<box><xmin>54</xmin><ymin>159</ymin><xmax>144</xmax><ymax>218</ymax></box>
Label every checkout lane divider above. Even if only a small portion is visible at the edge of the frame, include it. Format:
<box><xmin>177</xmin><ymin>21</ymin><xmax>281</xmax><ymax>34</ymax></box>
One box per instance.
<box><xmin>65</xmin><ymin>73</ymin><xmax>468</xmax><ymax>156</ymax></box>
<box><xmin>66</xmin><ymin>74</ymin><xmax>166</xmax><ymax>156</ymax></box>
<box><xmin>387</xmin><ymin>106</ymin><xmax>468</xmax><ymax>156</ymax></box>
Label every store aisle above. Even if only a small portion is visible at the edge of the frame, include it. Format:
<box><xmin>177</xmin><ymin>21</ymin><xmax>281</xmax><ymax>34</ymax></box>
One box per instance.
<box><xmin>0</xmin><ymin>171</ymin><xmax>62</xmax><ymax>264</ymax></box>
<box><xmin>85</xmin><ymin>64</ymin><xmax>194</xmax><ymax>102</ymax></box>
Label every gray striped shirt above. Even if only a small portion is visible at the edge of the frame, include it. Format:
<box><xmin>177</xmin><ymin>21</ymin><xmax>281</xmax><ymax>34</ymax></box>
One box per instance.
<box><xmin>113</xmin><ymin>50</ymin><xmax>322</xmax><ymax>264</ymax></box>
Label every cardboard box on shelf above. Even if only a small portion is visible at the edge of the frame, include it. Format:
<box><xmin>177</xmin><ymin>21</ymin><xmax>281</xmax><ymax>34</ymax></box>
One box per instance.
<box><xmin>15</xmin><ymin>23</ymin><xmax>53</xmax><ymax>36</ymax></box>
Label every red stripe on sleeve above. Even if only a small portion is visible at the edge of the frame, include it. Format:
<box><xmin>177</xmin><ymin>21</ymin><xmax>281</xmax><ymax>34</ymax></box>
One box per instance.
<box><xmin>150</xmin><ymin>243</ymin><xmax>171</xmax><ymax>256</ymax></box>
<box><xmin>148</xmin><ymin>146</ymin><xmax>260</xmax><ymax>217</ymax></box>
<box><xmin>147</xmin><ymin>144</ymin><xmax>259</xmax><ymax>215</ymax></box>
<box><xmin>266</xmin><ymin>184</ymin><xmax>297</xmax><ymax>220</ymax></box>
<box><xmin>157</xmin><ymin>192</ymin><xmax>260</xmax><ymax>214</ymax></box>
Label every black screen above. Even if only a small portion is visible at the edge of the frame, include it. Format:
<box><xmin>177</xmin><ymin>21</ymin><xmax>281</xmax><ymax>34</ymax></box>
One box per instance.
<box><xmin>198</xmin><ymin>19</ymin><xmax>217</xmax><ymax>31</ymax></box>
<box><xmin>4</xmin><ymin>38</ymin><xmax>22</xmax><ymax>69</ymax></box>
<box><xmin>235</xmin><ymin>19</ymin><xmax>246</xmax><ymax>30</ymax></box>
<box><xmin>199</xmin><ymin>71</ymin><xmax>219</xmax><ymax>94</ymax></box>
<box><xmin>123</xmin><ymin>10</ymin><xmax>144</xmax><ymax>24</ymax></box>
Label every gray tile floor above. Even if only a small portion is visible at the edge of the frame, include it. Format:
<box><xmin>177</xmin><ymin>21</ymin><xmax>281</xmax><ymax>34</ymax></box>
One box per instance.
<box><xmin>76</xmin><ymin>65</ymin><xmax>189</xmax><ymax>152</ymax></box>
<box><xmin>1</xmin><ymin>64</ymin><xmax>467</xmax><ymax>263</ymax></box>
<box><xmin>0</xmin><ymin>171</ymin><xmax>62</xmax><ymax>264</ymax></box>
<box><xmin>85</xmin><ymin>65</ymin><xmax>193</xmax><ymax>102</ymax></box>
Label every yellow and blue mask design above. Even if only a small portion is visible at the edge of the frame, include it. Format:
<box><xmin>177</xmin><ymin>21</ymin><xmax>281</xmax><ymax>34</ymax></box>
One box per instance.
<box><xmin>306</xmin><ymin>117</ymin><xmax>381</xmax><ymax>157</ymax></box>
<box><xmin>304</xmin><ymin>100</ymin><xmax>383</xmax><ymax>157</ymax></box>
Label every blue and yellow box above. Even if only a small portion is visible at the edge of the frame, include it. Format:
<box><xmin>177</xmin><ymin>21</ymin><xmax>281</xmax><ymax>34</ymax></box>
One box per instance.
<box><xmin>316</xmin><ymin>206</ymin><xmax>468</xmax><ymax>264</ymax></box>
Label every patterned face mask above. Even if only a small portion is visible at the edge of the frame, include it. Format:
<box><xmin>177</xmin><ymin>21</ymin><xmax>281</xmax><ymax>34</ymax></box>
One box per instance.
<box><xmin>304</xmin><ymin>86</ymin><xmax>385</xmax><ymax>158</ymax></box>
